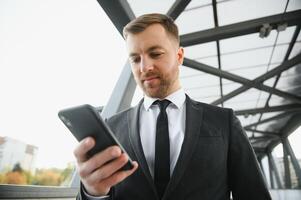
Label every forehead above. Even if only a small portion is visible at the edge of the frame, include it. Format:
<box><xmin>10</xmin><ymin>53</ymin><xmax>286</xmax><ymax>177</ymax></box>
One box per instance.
<box><xmin>125</xmin><ymin>24</ymin><xmax>174</xmax><ymax>53</ymax></box>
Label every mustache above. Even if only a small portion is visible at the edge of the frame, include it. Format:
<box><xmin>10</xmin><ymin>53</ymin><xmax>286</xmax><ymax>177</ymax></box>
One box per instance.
<box><xmin>141</xmin><ymin>72</ymin><xmax>161</xmax><ymax>80</ymax></box>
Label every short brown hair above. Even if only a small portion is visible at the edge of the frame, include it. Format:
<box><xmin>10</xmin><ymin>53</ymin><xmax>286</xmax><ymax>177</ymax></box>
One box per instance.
<box><xmin>123</xmin><ymin>13</ymin><xmax>179</xmax><ymax>45</ymax></box>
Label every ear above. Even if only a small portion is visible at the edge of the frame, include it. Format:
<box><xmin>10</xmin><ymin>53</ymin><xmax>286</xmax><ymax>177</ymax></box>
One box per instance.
<box><xmin>177</xmin><ymin>47</ymin><xmax>184</xmax><ymax>65</ymax></box>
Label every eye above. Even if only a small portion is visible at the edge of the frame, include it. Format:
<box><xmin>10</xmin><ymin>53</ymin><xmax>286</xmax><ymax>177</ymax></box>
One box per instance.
<box><xmin>130</xmin><ymin>56</ymin><xmax>141</xmax><ymax>64</ymax></box>
<box><xmin>150</xmin><ymin>52</ymin><xmax>163</xmax><ymax>59</ymax></box>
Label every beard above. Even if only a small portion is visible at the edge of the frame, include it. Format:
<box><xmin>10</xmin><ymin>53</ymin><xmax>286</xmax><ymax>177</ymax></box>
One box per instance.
<box><xmin>138</xmin><ymin>71</ymin><xmax>174</xmax><ymax>99</ymax></box>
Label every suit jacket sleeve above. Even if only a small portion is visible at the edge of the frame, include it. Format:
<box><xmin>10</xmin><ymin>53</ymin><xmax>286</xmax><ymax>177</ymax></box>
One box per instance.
<box><xmin>76</xmin><ymin>183</ymin><xmax>113</xmax><ymax>200</ymax></box>
<box><xmin>228</xmin><ymin>109</ymin><xmax>271</xmax><ymax>200</ymax></box>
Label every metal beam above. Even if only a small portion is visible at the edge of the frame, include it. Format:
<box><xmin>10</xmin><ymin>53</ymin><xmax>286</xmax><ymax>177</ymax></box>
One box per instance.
<box><xmin>212</xmin><ymin>0</ymin><xmax>224</xmax><ymax>107</ymax></box>
<box><xmin>282</xmin><ymin>138</ymin><xmax>301</xmax><ymax>188</ymax></box>
<box><xmin>252</xmin><ymin>26</ymin><xmax>301</xmax><ymax>147</ymax></box>
<box><xmin>250</xmin><ymin>137</ymin><xmax>278</xmax><ymax>145</ymax></box>
<box><xmin>166</xmin><ymin>0</ymin><xmax>191</xmax><ymax>20</ymax></box>
<box><xmin>96</xmin><ymin>0</ymin><xmax>135</xmax><ymax>35</ymax></box>
<box><xmin>259</xmin><ymin>159</ymin><xmax>268</xmax><ymax>185</ymax></box>
<box><xmin>283</xmin><ymin>142</ymin><xmax>292</xmax><ymax>188</ymax></box>
<box><xmin>235</xmin><ymin>104</ymin><xmax>301</xmax><ymax>116</ymax></box>
<box><xmin>245</xmin><ymin>128</ymin><xmax>280</xmax><ymax>137</ymax></box>
<box><xmin>180</xmin><ymin>9</ymin><xmax>301</xmax><ymax>46</ymax></box>
<box><xmin>268</xmin><ymin>113</ymin><xmax>301</xmax><ymax>156</ymax></box>
<box><xmin>268</xmin><ymin>151</ymin><xmax>283</xmax><ymax>189</ymax></box>
<box><xmin>211</xmin><ymin>52</ymin><xmax>301</xmax><ymax>105</ymax></box>
<box><xmin>244</xmin><ymin>111</ymin><xmax>298</xmax><ymax>129</ymax></box>
<box><xmin>183</xmin><ymin>57</ymin><xmax>301</xmax><ymax>104</ymax></box>
<box><xmin>101</xmin><ymin>61</ymin><xmax>136</xmax><ymax>119</ymax></box>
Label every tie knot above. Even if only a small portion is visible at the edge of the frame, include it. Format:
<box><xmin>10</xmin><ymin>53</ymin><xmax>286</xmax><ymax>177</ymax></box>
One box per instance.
<box><xmin>154</xmin><ymin>99</ymin><xmax>171</xmax><ymax>111</ymax></box>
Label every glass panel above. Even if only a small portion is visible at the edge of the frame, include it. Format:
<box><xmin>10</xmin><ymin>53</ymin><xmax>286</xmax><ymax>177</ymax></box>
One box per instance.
<box><xmin>184</xmin><ymin>42</ymin><xmax>217</xmax><ymax>60</ymax></box>
<box><xmin>287</xmin><ymin>0</ymin><xmax>301</xmax><ymax>11</ymax></box>
<box><xmin>183</xmin><ymin>76</ymin><xmax>220</xmax><ymax>91</ymax></box>
<box><xmin>222</xmin><ymin>79</ymin><xmax>243</xmax><ymax>94</ymax></box>
<box><xmin>271</xmin><ymin>143</ymin><xmax>286</xmax><ymax>189</ymax></box>
<box><xmin>180</xmin><ymin>66</ymin><xmax>204</xmax><ymax>77</ymax></box>
<box><xmin>277</xmin><ymin>26</ymin><xmax>296</xmax><ymax>44</ymax></box>
<box><xmin>182</xmin><ymin>72</ymin><xmax>220</xmax><ymax>104</ymax></box>
<box><xmin>288</xmin><ymin>41</ymin><xmax>301</xmax><ymax>59</ymax></box>
<box><xmin>186</xmin><ymin>0</ymin><xmax>212</xmax><ymax>10</ymax></box>
<box><xmin>228</xmin><ymin>65</ymin><xmax>271</xmax><ymax>79</ymax></box>
<box><xmin>274</xmin><ymin>143</ymin><xmax>284</xmax><ymax>158</ymax></box>
<box><xmin>270</xmin><ymin>44</ymin><xmax>289</xmax><ymax>63</ymax></box>
<box><xmin>127</xmin><ymin>0</ymin><xmax>175</xmax><ymax>16</ymax></box>
<box><xmin>131</xmin><ymin>86</ymin><xmax>143</xmax><ymax>106</ymax></box>
<box><xmin>248</xmin><ymin>114</ymin><xmax>261</xmax><ymax>125</ymax></box>
<box><xmin>237</xmin><ymin>114</ymin><xmax>261</xmax><ymax>127</ymax></box>
<box><xmin>276</xmin><ymin>65</ymin><xmax>301</xmax><ymax>93</ymax></box>
<box><xmin>288</xmin><ymin>126</ymin><xmax>301</xmax><ymax>159</ymax></box>
<box><xmin>0</xmin><ymin>0</ymin><xmax>126</xmax><ymax>186</ymax></box>
<box><xmin>196</xmin><ymin>56</ymin><xmax>219</xmax><ymax>68</ymax></box>
<box><xmin>221</xmin><ymin>46</ymin><xmax>274</xmax><ymax>71</ymax></box>
<box><xmin>176</xmin><ymin>5</ymin><xmax>214</xmax><ymax>35</ymax></box>
<box><xmin>264</xmin><ymin>76</ymin><xmax>278</xmax><ymax>87</ymax></box>
<box><xmin>269</xmin><ymin>95</ymin><xmax>293</xmax><ymax>106</ymax></box>
<box><xmin>238</xmin><ymin>116</ymin><xmax>251</xmax><ymax>127</ymax></box>
<box><xmin>223</xmin><ymin>88</ymin><xmax>266</xmax><ymax>110</ymax></box>
<box><xmin>195</xmin><ymin>96</ymin><xmax>221</xmax><ymax>104</ymax></box>
<box><xmin>217</xmin><ymin>0</ymin><xmax>287</xmax><ymax>26</ymax></box>
<box><xmin>260</xmin><ymin>111</ymin><xmax>284</xmax><ymax>121</ymax></box>
<box><xmin>220</xmin><ymin>31</ymin><xmax>277</xmax><ymax>54</ymax></box>
<box><xmin>261</xmin><ymin>156</ymin><xmax>271</xmax><ymax>188</ymax></box>
<box><xmin>254</xmin><ymin>91</ymin><xmax>270</xmax><ymax>108</ymax></box>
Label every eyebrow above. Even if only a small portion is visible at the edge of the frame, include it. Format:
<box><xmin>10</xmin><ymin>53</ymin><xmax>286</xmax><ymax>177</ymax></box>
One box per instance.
<box><xmin>129</xmin><ymin>45</ymin><xmax>165</xmax><ymax>57</ymax></box>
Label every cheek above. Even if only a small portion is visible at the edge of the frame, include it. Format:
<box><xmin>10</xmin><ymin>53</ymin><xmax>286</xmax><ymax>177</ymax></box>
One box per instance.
<box><xmin>131</xmin><ymin>66</ymin><xmax>141</xmax><ymax>79</ymax></box>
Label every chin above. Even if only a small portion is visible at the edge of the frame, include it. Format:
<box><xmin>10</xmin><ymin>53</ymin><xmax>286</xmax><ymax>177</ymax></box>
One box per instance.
<box><xmin>145</xmin><ymin>90</ymin><xmax>167</xmax><ymax>99</ymax></box>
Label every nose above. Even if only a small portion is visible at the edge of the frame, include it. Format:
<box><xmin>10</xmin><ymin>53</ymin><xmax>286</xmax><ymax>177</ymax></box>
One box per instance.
<box><xmin>140</xmin><ymin>56</ymin><xmax>154</xmax><ymax>73</ymax></box>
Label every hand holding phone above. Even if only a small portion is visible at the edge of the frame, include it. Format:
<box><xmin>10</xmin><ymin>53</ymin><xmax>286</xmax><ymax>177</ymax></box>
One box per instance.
<box><xmin>58</xmin><ymin>104</ymin><xmax>134</xmax><ymax>170</ymax></box>
<box><xmin>58</xmin><ymin>104</ymin><xmax>138</xmax><ymax>196</ymax></box>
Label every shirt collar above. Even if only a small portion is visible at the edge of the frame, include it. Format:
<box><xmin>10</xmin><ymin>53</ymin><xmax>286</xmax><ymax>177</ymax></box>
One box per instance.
<box><xmin>143</xmin><ymin>88</ymin><xmax>186</xmax><ymax>111</ymax></box>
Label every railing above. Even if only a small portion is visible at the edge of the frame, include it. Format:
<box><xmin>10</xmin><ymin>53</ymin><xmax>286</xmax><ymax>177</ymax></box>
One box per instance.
<box><xmin>0</xmin><ymin>184</ymin><xmax>78</xmax><ymax>199</ymax></box>
<box><xmin>270</xmin><ymin>189</ymin><xmax>301</xmax><ymax>200</ymax></box>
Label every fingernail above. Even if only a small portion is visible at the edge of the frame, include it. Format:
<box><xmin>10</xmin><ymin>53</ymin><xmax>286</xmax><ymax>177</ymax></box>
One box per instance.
<box><xmin>85</xmin><ymin>138</ymin><xmax>91</xmax><ymax>145</ymax></box>
<box><xmin>112</xmin><ymin>147</ymin><xmax>120</xmax><ymax>157</ymax></box>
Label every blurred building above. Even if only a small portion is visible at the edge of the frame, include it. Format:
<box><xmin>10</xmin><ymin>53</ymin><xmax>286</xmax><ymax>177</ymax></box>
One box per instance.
<box><xmin>0</xmin><ymin>136</ymin><xmax>38</xmax><ymax>174</ymax></box>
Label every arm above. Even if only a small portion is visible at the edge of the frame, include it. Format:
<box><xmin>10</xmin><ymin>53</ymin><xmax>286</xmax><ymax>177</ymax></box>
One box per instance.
<box><xmin>228</xmin><ymin>110</ymin><xmax>271</xmax><ymax>200</ymax></box>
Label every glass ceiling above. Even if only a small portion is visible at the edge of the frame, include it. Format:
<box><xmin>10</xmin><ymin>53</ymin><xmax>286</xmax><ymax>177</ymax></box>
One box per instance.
<box><xmin>124</xmin><ymin>0</ymin><xmax>301</xmax><ymax>152</ymax></box>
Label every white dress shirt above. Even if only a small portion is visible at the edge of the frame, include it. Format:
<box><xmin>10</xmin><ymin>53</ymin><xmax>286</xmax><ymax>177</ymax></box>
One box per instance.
<box><xmin>85</xmin><ymin>88</ymin><xmax>186</xmax><ymax>199</ymax></box>
<box><xmin>140</xmin><ymin>88</ymin><xmax>186</xmax><ymax>178</ymax></box>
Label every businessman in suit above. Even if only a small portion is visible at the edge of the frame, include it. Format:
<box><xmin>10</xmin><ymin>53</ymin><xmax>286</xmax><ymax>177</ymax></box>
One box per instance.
<box><xmin>74</xmin><ymin>13</ymin><xmax>272</xmax><ymax>200</ymax></box>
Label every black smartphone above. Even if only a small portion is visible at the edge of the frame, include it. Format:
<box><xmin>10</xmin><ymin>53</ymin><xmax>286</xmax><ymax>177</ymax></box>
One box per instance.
<box><xmin>58</xmin><ymin>104</ymin><xmax>134</xmax><ymax>170</ymax></box>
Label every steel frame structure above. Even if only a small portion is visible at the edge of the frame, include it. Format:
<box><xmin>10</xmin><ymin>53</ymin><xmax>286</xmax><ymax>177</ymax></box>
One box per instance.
<box><xmin>94</xmin><ymin>0</ymin><xmax>301</xmax><ymax>189</ymax></box>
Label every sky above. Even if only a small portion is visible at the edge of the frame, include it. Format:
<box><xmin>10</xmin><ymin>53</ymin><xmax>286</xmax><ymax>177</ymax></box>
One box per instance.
<box><xmin>0</xmin><ymin>0</ymin><xmax>129</xmax><ymax>169</ymax></box>
<box><xmin>0</xmin><ymin>0</ymin><xmax>301</xmax><ymax>170</ymax></box>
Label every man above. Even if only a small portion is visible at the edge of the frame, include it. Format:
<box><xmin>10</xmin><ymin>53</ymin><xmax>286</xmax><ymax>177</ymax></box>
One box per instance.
<box><xmin>74</xmin><ymin>13</ymin><xmax>271</xmax><ymax>200</ymax></box>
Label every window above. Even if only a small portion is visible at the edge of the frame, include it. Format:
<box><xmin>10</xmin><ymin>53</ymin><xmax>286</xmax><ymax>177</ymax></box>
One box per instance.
<box><xmin>0</xmin><ymin>0</ymin><xmax>127</xmax><ymax>186</ymax></box>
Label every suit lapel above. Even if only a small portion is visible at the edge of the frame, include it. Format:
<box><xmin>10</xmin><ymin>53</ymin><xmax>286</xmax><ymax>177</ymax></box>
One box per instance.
<box><xmin>163</xmin><ymin>95</ymin><xmax>203</xmax><ymax>199</ymax></box>
<box><xmin>127</xmin><ymin>100</ymin><xmax>158</xmax><ymax>198</ymax></box>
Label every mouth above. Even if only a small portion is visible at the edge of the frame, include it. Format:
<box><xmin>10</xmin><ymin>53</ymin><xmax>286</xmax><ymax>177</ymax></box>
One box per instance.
<box><xmin>142</xmin><ymin>76</ymin><xmax>160</xmax><ymax>85</ymax></box>
<box><xmin>144</xmin><ymin>76</ymin><xmax>158</xmax><ymax>81</ymax></box>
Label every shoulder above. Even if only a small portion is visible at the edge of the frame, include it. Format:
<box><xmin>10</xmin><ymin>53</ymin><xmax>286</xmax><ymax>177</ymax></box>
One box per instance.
<box><xmin>106</xmin><ymin>106</ymin><xmax>135</xmax><ymax>125</ymax></box>
<box><xmin>188</xmin><ymin>96</ymin><xmax>233</xmax><ymax>115</ymax></box>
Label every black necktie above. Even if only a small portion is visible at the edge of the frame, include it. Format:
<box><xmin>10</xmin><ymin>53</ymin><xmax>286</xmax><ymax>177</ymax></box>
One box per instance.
<box><xmin>154</xmin><ymin>99</ymin><xmax>171</xmax><ymax>199</ymax></box>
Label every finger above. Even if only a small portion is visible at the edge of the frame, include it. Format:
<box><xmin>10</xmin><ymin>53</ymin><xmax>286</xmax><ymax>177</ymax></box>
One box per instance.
<box><xmin>80</xmin><ymin>146</ymin><xmax>121</xmax><ymax>177</ymax></box>
<box><xmin>73</xmin><ymin>137</ymin><xmax>95</xmax><ymax>163</ymax></box>
<box><xmin>85</xmin><ymin>152</ymin><xmax>129</xmax><ymax>184</ymax></box>
<box><xmin>100</xmin><ymin>161</ymin><xmax>139</xmax><ymax>188</ymax></box>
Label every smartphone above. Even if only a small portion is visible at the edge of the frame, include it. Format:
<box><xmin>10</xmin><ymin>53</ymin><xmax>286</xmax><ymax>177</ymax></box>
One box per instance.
<box><xmin>58</xmin><ymin>104</ymin><xmax>134</xmax><ymax>170</ymax></box>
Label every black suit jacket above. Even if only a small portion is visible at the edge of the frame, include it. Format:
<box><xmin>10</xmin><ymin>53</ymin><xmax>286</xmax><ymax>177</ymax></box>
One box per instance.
<box><xmin>78</xmin><ymin>96</ymin><xmax>271</xmax><ymax>200</ymax></box>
